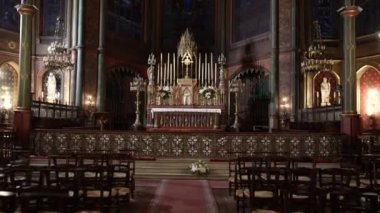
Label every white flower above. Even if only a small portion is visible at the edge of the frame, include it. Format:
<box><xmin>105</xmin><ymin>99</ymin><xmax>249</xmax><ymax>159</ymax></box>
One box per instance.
<box><xmin>189</xmin><ymin>160</ymin><xmax>209</xmax><ymax>175</ymax></box>
<box><xmin>191</xmin><ymin>164</ymin><xmax>197</xmax><ymax>172</ymax></box>
<box><xmin>199</xmin><ymin>167</ymin><xmax>206</xmax><ymax>173</ymax></box>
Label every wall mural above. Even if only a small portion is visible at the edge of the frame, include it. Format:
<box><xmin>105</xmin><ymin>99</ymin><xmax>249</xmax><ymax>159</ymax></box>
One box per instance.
<box><xmin>162</xmin><ymin>0</ymin><xmax>214</xmax><ymax>52</ymax></box>
<box><xmin>0</xmin><ymin>0</ymin><xmax>20</xmax><ymax>31</ymax></box>
<box><xmin>232</xmin><ymin>0</ymin><xmax>270</xmax><ymax>43</ymax></box>
<box><xmin>360</xmin><ymin>68</ymin><xmax>380</xmax><ymax>131</ymax></box>
<box><xmin>107</xmin><ymin>0</ymin><xmax>144</xmax><ymax>39</ymax></box>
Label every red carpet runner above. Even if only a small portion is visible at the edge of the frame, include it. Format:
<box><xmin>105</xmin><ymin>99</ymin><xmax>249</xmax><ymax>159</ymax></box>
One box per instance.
<box><xmin>148</xmin><ymin>179</ymin><xmax>218</xmax><ymax>213</ymax></box>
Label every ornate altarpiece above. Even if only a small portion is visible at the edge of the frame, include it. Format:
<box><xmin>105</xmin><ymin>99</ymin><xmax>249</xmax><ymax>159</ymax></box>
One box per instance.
<box><xmin>145</xmin><ymin>30</ymin><xmax>227</xmax><ymax>130</ymax></box>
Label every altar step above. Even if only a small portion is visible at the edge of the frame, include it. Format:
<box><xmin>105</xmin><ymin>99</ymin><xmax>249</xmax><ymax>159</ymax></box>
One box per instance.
<box><xmin>135</xmin><ymin>158</ymin><xmax>229</xmax><ymax>180</ymax></box>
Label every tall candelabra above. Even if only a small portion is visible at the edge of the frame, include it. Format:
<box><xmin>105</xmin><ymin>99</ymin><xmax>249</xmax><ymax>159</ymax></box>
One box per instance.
<box><xmin>130</xmin><ymin>76</ymin><xmax>146</xmax><ymax>130</ymax></box>
<box><xmin>230</xmin><ymin>79</ymin><xmax>241</xmax><ymax>131</ymax></box>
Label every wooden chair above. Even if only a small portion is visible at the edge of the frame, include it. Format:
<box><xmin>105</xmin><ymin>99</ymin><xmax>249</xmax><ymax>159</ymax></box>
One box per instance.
<box><xmin>0</xmin><ymin>191</ymin><xmax>17</xmax><ymax>213</ymax></box>
<box><xmin>109</xmin><ymin>153</ymin><xmax>135</xmax><ymax>198</ymax></box>
<box><xmin>331</xmin><ymin>188</ymin><xmax>379</xmax><ymax>213</ymax></box>
<box><xmin>235</xmin><ymin>156</ymin><xmax>258</xmax><ymax>213</ymax></box>
<box><xmin>318</xmin><ymin>167</ymin><xmax>360</xmax><ymax>211</ymax></box>
<box><xmin>284</xmin><ymin>167</ymin><xmax>318</xmax><ymax>213</ymax></box>
<box><xmin>110</xmin><ymin>164</ymin><xmax>132</xmax><ymax>205</ymax></box>
<box><xmin>19</xmin><ymin>188</ymin><xmax>70</xmax><ymax>213</ymax></box>
<box><xmin>228</xmin><ymin>157</ymin><xmax>237</xmax><ymax>196</ymax></box>
<box><xmin>248</xmin><ymin>167</ymin><xmax>282</xmax><ymax>213</ymax></box>
<box><xmin>77</xmin><ymin>165</ymin><xmax>113</xmax><ymax>212</ymax></box>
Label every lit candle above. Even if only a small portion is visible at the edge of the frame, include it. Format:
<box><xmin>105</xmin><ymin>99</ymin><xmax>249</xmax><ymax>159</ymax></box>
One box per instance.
<box><xmin>164</xmin><ymin>64</ymin><xmax>167</xmax><ymax>86</ymax></box>
<box><xmin>198</xmin><ymin>53</ymin><xmax>201</xmax><ymax>84</ymax></box>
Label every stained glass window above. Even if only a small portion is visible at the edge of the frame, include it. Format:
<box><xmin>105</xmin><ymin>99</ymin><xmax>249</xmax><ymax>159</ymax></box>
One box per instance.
<box><xmin>356</xmin><ymin>0</ymin><xmax>380</xmax><ymax>36</ymax></box>
<box><xmin>232</xmin><ymin>0</ymin><xmax>270</xmax><ymax>43</ymax></box>
<box><xmin>162</xmin><ymin>0</ymin><xmax>214</xmax><ymax>52</ymax></box>
<box><xmin>311</xmin><ymin>0</ymin><xmax>339</xmax><ymax>39</ymax></box>
<box><xmin>0</xmin><ymin>0</ymin><xmax>20</xmax><ymax>31</ymax></box>
<box><xmin>41</xmin><ymin>0</ymin><xmax>65</xmax><ymax>36</ymax></box>
<box><xmin>108</xmin><ymin>0</ymin><xmax>144</xmax><ymax>40</ymax></box>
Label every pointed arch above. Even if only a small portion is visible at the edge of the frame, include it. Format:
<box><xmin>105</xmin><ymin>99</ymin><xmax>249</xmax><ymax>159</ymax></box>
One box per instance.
<box><xmin>229</xmin><ymin>64</ymin><xmax>269</xmax><ymax>131</ymax></box>
<box><xmin>356</xmin><ymin>65</ymin><xmax>380</xmax><ymax>130</ymax></box>
<box><xmin>0</xmin><ymin>61</ymin><xmax>19</xmax><ymax>110</ymax></box>
<box><xmin>106</xmin><ymin>65</ymin><xmax>144</xmax><ymax>129</ymax></box>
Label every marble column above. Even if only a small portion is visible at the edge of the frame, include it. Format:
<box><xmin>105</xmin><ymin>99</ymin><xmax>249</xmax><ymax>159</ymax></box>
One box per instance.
<box><xmin>75</xmin><ymin>0</ymin><xmax>84</xmax><ymax>106</ymax></box>
<box><xmin>96</xmin><ymin>0</ymin><xmax>106</xmax><ymax>112</ymax></box>
<box><xmin>14</xmin><ymin>0</ymin><xmax>36</xmax><ymax>148</ymax></box>
<box><xmin>290</xmin><ymin>0</ymin><xmax>298</xmax><ymax>122</ymax></box>
<box><xmin>339</xmin><ymin>0</ymin><xmax>362</xmax><ymax>138</ymax></box>
<box><xmin>269</xmin><ymin>0</ymin><xmax>279</xmax><ymax>132</ymax></box>
<box><xmin>70</xmin><ymin>0</ymin><xmax>79</xmax><ymax>105</ymax></box>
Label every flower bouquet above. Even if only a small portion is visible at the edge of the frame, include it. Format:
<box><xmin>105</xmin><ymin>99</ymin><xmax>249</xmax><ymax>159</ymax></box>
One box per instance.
<box><xmin>189</xmin><ymin>160</ymin><xmax>209</xmax><ymax>176</ymax></box>
<box><xmin>199</xmin><ymin>86</ymin><xmax>216</xmax><ymax>100</ymax></box>
<box><xmin>158</xmin><ymin>86</ymin><xmax>171</xmax><ymax>99</ymax></box>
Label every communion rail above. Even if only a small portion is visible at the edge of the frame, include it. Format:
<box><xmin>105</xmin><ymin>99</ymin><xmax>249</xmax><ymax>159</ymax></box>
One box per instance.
<box><xmin>32</xmin><ymin>130</ymin><xmax>343</xmax><ymax>159</ymax></box>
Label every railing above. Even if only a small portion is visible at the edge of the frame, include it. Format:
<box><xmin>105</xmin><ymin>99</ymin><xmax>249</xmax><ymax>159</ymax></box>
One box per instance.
<box><xmin>0</xmin><ymin>130</ymin><xmax>15</xmax><ymax>164</ymax></box>
<box><xmin>31</xmin><ymin>101</ymin><xmax>80</xmax><ymax>119</ymax></box>
<box><xmin>32</xmin><ymin>129</ymin><xmax>343</xmax><ymax>159</ymax></box>
<box><xmin>300</xmin><ymin>105</ymin><xmax>342</xmax><ymax>122</ymax></box>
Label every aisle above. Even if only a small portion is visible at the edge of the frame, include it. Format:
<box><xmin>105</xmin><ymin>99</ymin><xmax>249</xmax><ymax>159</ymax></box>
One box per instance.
<box><xmin>147</xmin><ymin>179</ymin><xmax>218</xmax><ymax>213</ymax></box>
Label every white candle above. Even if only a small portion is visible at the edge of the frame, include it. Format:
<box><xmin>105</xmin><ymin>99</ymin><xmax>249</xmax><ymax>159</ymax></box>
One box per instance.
<box><xmin>160</xmin><ymin>53</ymin><xmax>163</xmax><ymax>86</ymax></box>
<box><xmin>164</xmin><ymin>64</ymin><xmax>167</xmax><ymax>86</ymax></box>
<box><xmin>157</xmin><ymin>65</ymin><xmax>160</xmax><ymax>85</ymax></box>
<box><xmin>173</xmin><ymin>53</ymin><xmax>176</xmax><ymax>86</ymax></box>
<box><xmin>205</xmin><ymin>54</ymin><xmax>208</xmax><ymax>85</ymax></box>
<box><xmin>208</xmin><ymin>63</ymin><xmax>211</xmax><ymax>86</ymax></box>
<box><xmin>201</xmin><ymin>63</ymin><xmax>204</xmax><ymax>87</ymax></box>
<box><xmin>214</xmin><ymin>63</ymin><xmax>217</xmax><ymax>86</ymax></box>
<box><xmin>198</xmin><ymin>53</ymin><xmax>201</xmax><ymax>84</ymax></box>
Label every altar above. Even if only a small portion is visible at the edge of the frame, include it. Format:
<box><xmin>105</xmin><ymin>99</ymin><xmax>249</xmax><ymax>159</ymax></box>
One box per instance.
<box><xmin>150</xmin><ymin>107</ymin><xmax>222</xmax><ymax>130</ymax></box>
<box><xmin>143</xmin><ymin>29</ymin><xmax>228</xmax><ymax>131</ymax></box>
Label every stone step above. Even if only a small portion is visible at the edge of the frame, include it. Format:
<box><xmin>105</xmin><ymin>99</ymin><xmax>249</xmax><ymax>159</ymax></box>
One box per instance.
<box><xmin>135</xmin><ymin>158</ymin><xmax>229</xmax><ymax>179</ymax></box>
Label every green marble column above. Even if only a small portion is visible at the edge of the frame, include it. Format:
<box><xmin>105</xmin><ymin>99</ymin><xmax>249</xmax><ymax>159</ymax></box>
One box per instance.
<box><xmin>340</xmin><ymin>0</ymin><xmax>361</xmax><ymax>114</ymax></box>
<box><xmin>96</xmin><ymin>0</ymin><xmax>106</xmax><ymax>112</ymax></box>
<box><xmin>339</xmin><ymin>0</ymin><xmax>362</xmax><ymax>138</ymax></box>
<box><xmin>290</xmin><ymin>0</ymin><xmax>298</xmax><ymax>122</ymax></box>
<box><xmin>16</xmin><ymin>0</ymin><xmax>35</xmax><ymax>109</ymax></box>
<box><xmin>75</xmin><ymin>0</ymin><xmax>84</xmax><ymax>106</ymax></box>
<box><xmin>14</xmin><ymin>0</ymin><xmax>36</xmax><ymax>148</ymax></box>
<box><xmin>269</xmin><ymin>0</ymin><xmax>279</xmax><ymax>132</ymax></box>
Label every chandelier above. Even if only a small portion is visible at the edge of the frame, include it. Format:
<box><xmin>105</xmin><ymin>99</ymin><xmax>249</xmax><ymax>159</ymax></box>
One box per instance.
<box><xmin>43</xmin><ymin>17</ymin><xmax>73</xmax><ymax>70</ymax></box>
<box><xmin>301</xmin><ymin>21</ymin><xmax>333</xmax><ymax>72</ymax></box>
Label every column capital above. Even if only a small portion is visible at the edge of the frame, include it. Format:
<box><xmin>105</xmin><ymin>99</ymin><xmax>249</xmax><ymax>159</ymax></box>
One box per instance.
<box><xmin>15</xmin><ymin>4</ymin><xmax>37</xmax><ymax>16</ymax></box>
<box><xmin>339</xmin><ymin>5</ymin><xmax>362</xmax><ymax>17</ymax></box>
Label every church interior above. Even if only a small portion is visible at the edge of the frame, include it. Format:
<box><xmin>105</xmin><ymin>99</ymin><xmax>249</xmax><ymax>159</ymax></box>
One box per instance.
<box><xmin>0</xmin><ymin>0</ymin><xmax>380</xmax><ymax>212</ymax></box>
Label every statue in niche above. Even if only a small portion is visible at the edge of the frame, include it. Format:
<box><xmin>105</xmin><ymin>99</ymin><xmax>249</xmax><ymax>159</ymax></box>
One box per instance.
<box><xmin>46</xmin><ymin>72</ymin><xmax>57</xmax><ymax>103</ymax></box>
<box><xmin>320</xmin><ymin>77</ymin><xmax>331</xmax><ymax>106</ymax></box>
